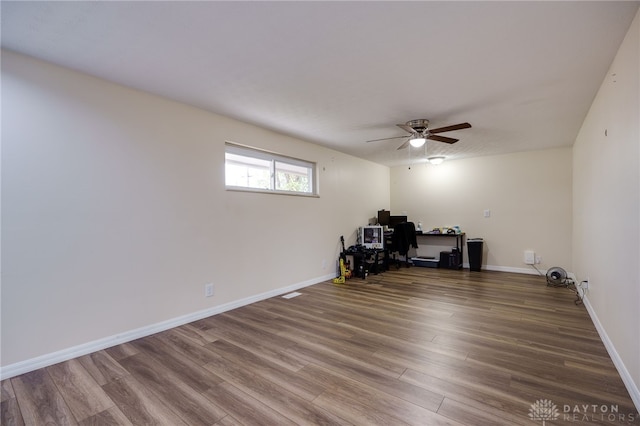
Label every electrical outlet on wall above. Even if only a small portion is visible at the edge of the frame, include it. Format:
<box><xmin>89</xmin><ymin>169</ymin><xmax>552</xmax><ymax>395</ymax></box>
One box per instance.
<box><xmin>205</xmin><ymin>283</ymin><xmax>214</xmax><ymax>297</ymax></box>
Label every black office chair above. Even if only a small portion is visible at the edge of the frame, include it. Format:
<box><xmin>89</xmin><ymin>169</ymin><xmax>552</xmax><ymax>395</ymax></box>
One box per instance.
<box><xmin>389</xmin><ymin>222</ymin><xmax>418</xmax><ymax>268</ymax></box>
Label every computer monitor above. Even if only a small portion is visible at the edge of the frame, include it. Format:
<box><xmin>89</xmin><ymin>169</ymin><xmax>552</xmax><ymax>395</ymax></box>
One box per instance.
<box><xmin>377</xmin><ymin>210</ymin><xmax>390</xmax><ymax>226</ymax></box>
<box><xmin>360</xmin><ymin>225</ymin><xmax>384</xmax><ymax>249</ymax></box>
<box><xmin>389</xmin><ymin>215</ymin><xmax>407</xmax><ymax>229</ymax></box>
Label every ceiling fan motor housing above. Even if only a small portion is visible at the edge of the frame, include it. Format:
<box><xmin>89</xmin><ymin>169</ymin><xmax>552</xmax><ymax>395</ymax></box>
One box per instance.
<box><xmin>406</xmin><ymin>119</ymin><xmax>429</xmax><ymax>133</ymax></box>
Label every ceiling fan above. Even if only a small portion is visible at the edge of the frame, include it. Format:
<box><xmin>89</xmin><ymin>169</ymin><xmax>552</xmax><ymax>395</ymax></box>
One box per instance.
<box><xmin>367</xmin><ymin>119</ymin><xmax>471</xmax><ymax>150</ymax></box>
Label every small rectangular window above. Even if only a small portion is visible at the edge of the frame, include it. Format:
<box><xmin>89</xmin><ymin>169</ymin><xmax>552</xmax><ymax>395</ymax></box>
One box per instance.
<box><xmin>225</xmin><ymin>143</ymin><xmax>317</xmax><ymax>196</ymax></box>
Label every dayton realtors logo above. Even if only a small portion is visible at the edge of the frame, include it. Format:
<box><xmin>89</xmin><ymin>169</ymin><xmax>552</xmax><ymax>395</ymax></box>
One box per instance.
<box><xmin>529</xmin><ymin>399</ymin><xmax>560</xmax><ymax>425</ymax></box>
<box><xmin>528</xmin><ymin>399</ymin><xmax>638</xmax><ymax>424</ymax></box>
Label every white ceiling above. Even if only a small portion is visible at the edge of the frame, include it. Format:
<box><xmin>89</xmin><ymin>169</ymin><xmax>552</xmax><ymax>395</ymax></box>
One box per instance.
<box><xmin>2</xmin><ymin>1</ymin><xmax>638</xmax><ymax>167</ymax></box>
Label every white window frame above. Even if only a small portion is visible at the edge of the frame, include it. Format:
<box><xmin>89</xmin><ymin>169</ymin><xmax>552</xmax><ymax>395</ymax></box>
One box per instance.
<box><xmin>225</xmin><ymin>142</ymin><xmax>318</xmax><ymax>197</ymax></box>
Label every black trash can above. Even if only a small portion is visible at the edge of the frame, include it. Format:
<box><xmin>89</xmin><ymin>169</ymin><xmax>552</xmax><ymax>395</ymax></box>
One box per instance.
<box><xmin>467</xmin><ymin>238</ymin><xmax>483</xmax><ymax>271</ymax></box>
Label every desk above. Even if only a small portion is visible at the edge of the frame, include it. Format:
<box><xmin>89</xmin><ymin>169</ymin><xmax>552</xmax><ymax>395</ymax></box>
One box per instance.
<box><xmin>416</xmin><ymin>232</ymin><xmax>465</xmax><ymax>250</ymax></box>
<box><xmin>416</xmin><ymin>232</ymin><xmax>465</xmax><ymax>269</ymax></box>
<box><xmin>344</xmin><ymin>248</ymin><xmax>388</xmax><ymax>279</ymax></box>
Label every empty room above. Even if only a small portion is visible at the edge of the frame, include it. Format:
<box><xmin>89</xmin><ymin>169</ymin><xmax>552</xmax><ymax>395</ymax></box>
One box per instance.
<box><xmin>2</xmin><ymin>2</ymin><xmax>639</xmax><ymax>425</ymax></box>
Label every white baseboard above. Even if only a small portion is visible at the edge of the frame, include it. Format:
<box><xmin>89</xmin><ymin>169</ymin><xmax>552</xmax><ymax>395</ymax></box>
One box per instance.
<box><xmin>466</xmin><ymin>263</ymin><xmax>547</xmax><ymax>276</ymax></box>
<box><xmin>563</xmin><ymin>274</ymin><xmax>639</xmax><ymax>411</ymax></box>
<box><xmin>581</xmin><ymin>295</ymin><xmax>640</xmax><ymax>412</ymax></box>
<box><xmin>0</xmin><ymin>273</ymin><xmax>335</xmax><ymax>380</ymax></box>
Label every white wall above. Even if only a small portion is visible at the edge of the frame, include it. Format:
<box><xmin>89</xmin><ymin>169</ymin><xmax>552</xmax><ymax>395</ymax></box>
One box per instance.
<box><xmin>0</xmin><ymin>50</ymin><xmax>390</xmax><ymax>371</ymax></box>
<box><xmin>390</xmin><ymin>148</ymin><xmax>573</xmax><ymax>273</ymax></box>
<box><xmin>572</xmin><ymin>10</ymin><xmax>640</xmax><ymax>406</ymax></box>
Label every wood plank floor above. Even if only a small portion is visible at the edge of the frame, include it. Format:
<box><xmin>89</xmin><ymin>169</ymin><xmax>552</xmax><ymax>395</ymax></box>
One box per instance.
<box><xmin>2</xmin><ymin>268</ymin><xmax>639</xmax><ymax>425</ymax></box>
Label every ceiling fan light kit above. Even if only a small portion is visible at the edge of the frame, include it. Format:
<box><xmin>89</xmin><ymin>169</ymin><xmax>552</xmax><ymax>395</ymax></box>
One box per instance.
<box><xmin>409</xmin><ymin>137</ymin><xmax>426</xmax><ymax>148</ymax></box>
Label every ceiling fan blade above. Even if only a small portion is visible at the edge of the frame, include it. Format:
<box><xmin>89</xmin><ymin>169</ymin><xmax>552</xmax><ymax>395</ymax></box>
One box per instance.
<box><xmin>429</xmin><ymin>122</ymin><xmax>472</xmax><ymax>134</ymax></box>
<box><xmin>428</xmin><ymin>134</ymin><xmax>458</xmax><ymax>144</ymax></box>
<box><xmin>396</xmin><ymin>124</ymin><xmax>416</xmax><ymax>134</ymax></box>
<box><xmin>366</xmin><ymin>135</ymin><xmax>411</xmax><ymax>143</ymax></box>
<box><xmin>397</xmin><ymin>139</ymin><xmax>410</xmax><ymax>150</ymax></box>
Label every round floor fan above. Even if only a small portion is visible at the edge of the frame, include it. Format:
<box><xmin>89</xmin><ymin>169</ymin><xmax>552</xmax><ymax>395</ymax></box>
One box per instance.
<box><xmin>546</xmin><ymin>266</ymin><xmax>582</xmax><ymax>305</ymax></box>
<box><xmin>546</xmin><ymin>266</ymin><xmax>570</xmax><ymax>287</ymax></box>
